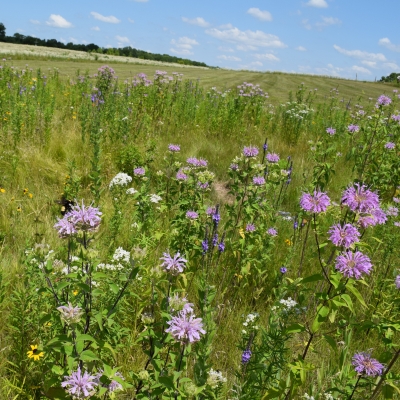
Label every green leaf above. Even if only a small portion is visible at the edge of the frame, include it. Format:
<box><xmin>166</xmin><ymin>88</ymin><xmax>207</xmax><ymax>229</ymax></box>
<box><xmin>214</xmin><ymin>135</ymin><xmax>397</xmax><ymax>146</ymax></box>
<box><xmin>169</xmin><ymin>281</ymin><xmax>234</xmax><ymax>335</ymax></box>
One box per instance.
<box><xmin>312</xmin><ymin>305</ymin><xmax>330</xmax><ymax>333</ymax></box>
<box><xmin>75</xmin><ymin>334</ymin><xmax>96</xmax><ymax>343</ymax></box>
<box><xmin>79</xmin><ymin>350</ymin><xmax>98</xmax><ymax>361</ymax></box>
<box><xmin>109</xmin><ymin>283</ymin><xmax>119</xmax><ymax>294</ymax></box>
<box><xmin>302</xmin><ymin>274</ymin><xmax>324</xmax><ymax>284</ymax></box>
<box><xmin>323</xmin><ymin>334</ymin><xmax>338</xmax><ymax>353</ymax></box>
<box><xmin>158</xmin><ymin>376</ymin><xmax>175</xmax><ymax>390</ymax></box>
<box><xmin>285</xmin><ymin>323</ymin><xmax>306</xmax><ymax>334</ymax></box>
<box><xmin>341</xmin><ymin>294</ymin><xmax>354</xmax><ymax>313</ymax></box>
<box><xmin>347</xmin><ymin>283</ymin><xmax>367</xmax><ymax>308</ymax></box>
<box><xmin>55</xmin><ymin>282</ymin><xmax>70</xmax><ymax>291</ymax></box>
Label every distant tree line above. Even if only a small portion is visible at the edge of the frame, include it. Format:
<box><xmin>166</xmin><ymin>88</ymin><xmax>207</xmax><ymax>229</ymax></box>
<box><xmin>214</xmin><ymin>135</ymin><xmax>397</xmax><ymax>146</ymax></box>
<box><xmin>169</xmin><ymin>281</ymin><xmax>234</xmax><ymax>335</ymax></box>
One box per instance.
<box><xmin>0</xmin><ymin>22</ymin><xmax>209</xmax><ymax>68</ymax></box>
<box><xmin>379</xmin><ymin>72</ymin><xmax>400</xmax><ymax>83</ymax></box>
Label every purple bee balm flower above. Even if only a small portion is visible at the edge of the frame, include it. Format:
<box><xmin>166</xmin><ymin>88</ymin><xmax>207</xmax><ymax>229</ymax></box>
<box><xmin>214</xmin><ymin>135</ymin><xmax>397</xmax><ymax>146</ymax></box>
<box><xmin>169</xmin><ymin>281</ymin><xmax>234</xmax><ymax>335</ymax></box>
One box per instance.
<box><xmin>266</xmin><ymin>153</ymin><xmax>280</xmax><ymax>163</ymax></box>
<box><xmin>186</xmin><ymin>211</ymin><xmax>198</xmax><ymax>219</ymax></box>
<box><xmin>341</xmin><ymin>183</ymin><xmax>380</xmax><ymax>213</ymax></box>
<box><xmin>358</xmin><ymin>208</ymin><xmax>387</xmax><ymax>228</ymax></box>
<box><xmin>395</xmin><ymin>276</ymin><xmax>400</xmax><ymax>289</ymax></box>
<box><xmin>377</xmin><ymin>95</ymin><xmax>392</xmax><ymax>106</ymax></box>
<box><xmin>242</xmin><ymin>349</ymin><xmax>252</xmax><ymax>364</ymax></box>
<box><xmin>197</xmin><ymin>182</ymin><xmax>209</xmax><ymax>190</ymax></box>
<box><xmin>385</xmin><ymin>142</ymin><xmax>396</xmax><ymax>149</ymax></box>
<box><xmin>176</xmin><ymin>169</ymin><xmax>188</xmax><ymax>181</ymax></box>
<box><xmin>393</xmin><ymin>197</ymin><xmax>400</xmax><ymax>204</ymax></box>
<box><xmin>326</xmin><ymin>127</ymin><xmax>336</xmax><ymax>135</ymax></box>
<box><xmin>395</xmin><ymin>222</ymin><xmax>400</xmax><ymax>227</ymax></box>
<box><xmin>352</xmin><ymin>352</ymin><xmax>384</xmax><ymax>376</ymax></box>
<box><xmin>243</xmin><ymin>146</ymin><xmax>259</xmax><ymax>157</ymax></box>
<box><xmin>300</xmin><ymin>191</ymin><xmax>330</xmax><ymax>213</ymax></box>
<box><xmin>196</xmin><ymin>158</ymin><xmax>208</xmax><ymax>167</ymax></box>
<box><xmin>267</xmin><ymin>228</ymin><xmax>278</xmax><ymax>236</ymax></box>
<box><xmin>108</xmin><ymin>372</ymin><xmax>124</xmax><ymax>392</ymax></box>
<box><xmin>66</xmin><ymin>202</ymin><xmax>102</xmax><ymax>233</ymax></box>
<box><xmin>253</xmin><ymin>176</ymin><xmax>266</xmax><ymax>185</ymax></box>
<box><xmin>347</xmin><ymin>124</ymin><xmax>360</xmax><ymax>133</ymax></box>
<box><xmin>328</xmin><ymin>223</ymin><xmax>360</xmax><ymax>248</ymax></box>
<box><xmin>166</xmin><ymin>311</ymin><xmax>206</xmax><ymax>343</ymax></box>
<box><xmin>246</xmin><ymin>223</ymin><xmax>256</xmax><ymax>232</ymax></box>
<box><xmin>187</xmin><ymin>157</ymin><xmax>199</xmax><ymax>166</ymax></box>
<box><xmin>280</xmin><ymin>266</ymin><xmax>287</xmax><ymax>274</ymax></box>
<box><xmin>61</xmin><ymin>368</ymin><xmax>98</xmax><ymax>398</ymax></box>
<box><xmin>160</xmin><ymin>252</ymin><xmax>187</xmax><ymax>275</ymax></box>
<box><xmin>230</xmin><ymin>163</ymin><xmax>239</xmax><ymax>171</ymax></box>
<box><xmin>335</xmin><ymin>250</ymin><xmax>372</xmax><ymax>279</ymax></box>
<box><xmin>387</xmin><ymin>206</ymin><xmax>399</xmax><ymax>217</ymax></box>
<box><xmin>133</xmin><ymin>167</ymin><xmax>145</xmax><ymax>176</ymax></box>
<box><xmin>391</xmin><ymin>114</ymin><xmax>400</xmax><ymax>122</ymax></box>
<box><xmin>168</xmin><ymin>144</ymin><xmax>180</xmax><ymax>152</ymax></box>
<box><xmin>54</xmin><ymin>216</ymin><xmax>77</xmax><ymax>238</ymax></box>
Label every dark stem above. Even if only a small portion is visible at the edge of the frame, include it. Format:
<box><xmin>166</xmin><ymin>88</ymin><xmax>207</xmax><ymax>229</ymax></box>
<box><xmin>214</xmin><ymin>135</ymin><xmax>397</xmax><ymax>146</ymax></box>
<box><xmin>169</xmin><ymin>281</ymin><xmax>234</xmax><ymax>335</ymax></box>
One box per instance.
<box><xmin>349</xmin><ymin>375</ymin><xmax>362</xmax><ymax>400</ymax></box>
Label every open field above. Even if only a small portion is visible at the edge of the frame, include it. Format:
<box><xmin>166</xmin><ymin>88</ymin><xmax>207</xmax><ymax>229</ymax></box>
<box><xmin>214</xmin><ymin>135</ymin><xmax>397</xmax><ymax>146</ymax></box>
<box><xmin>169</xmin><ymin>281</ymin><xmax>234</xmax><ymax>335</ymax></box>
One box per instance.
<box><xmin>0</xmin><ymin>56</ymin><xmax>400</xmax><ymax>399</ymax></box>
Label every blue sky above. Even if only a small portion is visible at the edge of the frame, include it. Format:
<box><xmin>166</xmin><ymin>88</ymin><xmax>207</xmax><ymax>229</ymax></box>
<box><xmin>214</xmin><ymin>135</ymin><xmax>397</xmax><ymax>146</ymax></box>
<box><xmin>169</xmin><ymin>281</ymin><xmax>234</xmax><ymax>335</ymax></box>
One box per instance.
<box><xmin>2</xmin><ymin>0</ymin><xmax>400</xmax><ymax>80</ymax></box>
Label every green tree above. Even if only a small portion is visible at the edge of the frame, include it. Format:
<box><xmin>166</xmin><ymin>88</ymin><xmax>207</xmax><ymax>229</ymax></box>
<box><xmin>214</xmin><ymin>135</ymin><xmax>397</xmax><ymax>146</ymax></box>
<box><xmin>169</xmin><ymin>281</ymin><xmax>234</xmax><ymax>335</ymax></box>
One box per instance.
<box><xmin>0</xmin><ymin>23</ymin><xmax>5</xmax><ymax>40</ymax></box>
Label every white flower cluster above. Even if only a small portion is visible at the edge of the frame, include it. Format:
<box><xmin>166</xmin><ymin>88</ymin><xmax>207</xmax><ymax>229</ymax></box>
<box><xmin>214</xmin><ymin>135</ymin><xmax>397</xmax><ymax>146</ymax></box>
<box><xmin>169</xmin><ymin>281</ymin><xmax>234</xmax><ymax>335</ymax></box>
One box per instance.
<box><xmin>242</xmin><ymin>312</ymin><xmax>259</xmax><ymax>335</ymax></box>
<box><xmin>324</xmin><ymin>394</ymin><xmax>335</xmax><ymax>400</ymax></box>
<box><xmin>279</xmin><ymin>297</ymin><xmax>297</xmax><ymax>311</ymax></box>
<box><xmin>109</xmin><ymin>172</ymin><xmax>132</xmax><ymax>189</ymax></box>
<box><xmin>62</xmin><ymin>265</ymin><xmax>80</xmax><ymax>274</ymax></box>
<box><xmin>126</xmin><ymin>187</ymin><xmax>138</xmax><ymax>195</ymax></box>
<box><xmin>207</xmin><ymin>369</ymin><xmax>227</xmax><ymax>388</ymax></box>
<box><xmin>303</xmin><ymin>394</ymin><xmax>315</xmax><ymax>400</ymax></box>
<box><xmin>97</xmin><ymin>263</ymin><xmax>124</xmax><ymax>271</ymax></box>
<box><xmin>149</xmin><ymin>194</ymin><xmax>162</xmax><ymax>203</ymax></box>
<box><xmin>113</xmin><ymin>247</ymin><xmax>130</xmax><ymax>263</ymax></box>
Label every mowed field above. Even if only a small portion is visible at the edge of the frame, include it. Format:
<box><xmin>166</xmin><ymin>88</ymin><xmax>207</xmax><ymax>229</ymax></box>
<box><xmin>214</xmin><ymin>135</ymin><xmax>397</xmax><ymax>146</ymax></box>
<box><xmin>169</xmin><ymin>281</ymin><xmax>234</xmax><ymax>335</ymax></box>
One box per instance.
<box><xmin>1</xmin><ymin>42</ymin><xmax>397</xmax><ymax>104</ymax></box>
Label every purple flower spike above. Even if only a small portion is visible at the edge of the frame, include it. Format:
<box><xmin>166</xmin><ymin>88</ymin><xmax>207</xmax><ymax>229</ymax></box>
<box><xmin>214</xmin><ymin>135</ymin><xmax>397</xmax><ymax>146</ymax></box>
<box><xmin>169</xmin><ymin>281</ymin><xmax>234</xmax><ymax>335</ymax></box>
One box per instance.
<box><xmin>242</xmin><ymin>349</ymin><xmax>252</xmax><ymax>364</ymax></box>
<box><xmin>352</xmin><ymin>352</ymin><xmax>384</xmax><ymax>376</ymax></box>
<box><xmin>300</xmin><ymin>191</ymin><xmax>330</xmax><ymax>213</ymax></box>
<box><xmin>61</xmin><ymin>368</ymin><xmax>98</xmax><ymax>398</ymax></box>
<box><xmin>160</xmin><ymin>252</ymin><xmax>187</xmax><ymax>275</ymax></box>
<box><xmin>218</xmin><ymin>241</ymin><xmax>225</xmax><ymax>252</ymax></box>
<box><xmin>166</xmin><ymin>311</ymin><xmax>206</xmax><ymax>343</ymax></box>
<box><xmin>328</xmin><ymin>223</ymin><xmax>360</xmax><ymax>248</ymax></box>
<box><xmin>335</xmin><ymin>250</ymin><xmax>372</xmax><ymax>279</ymax></box>
<box><xmin>243</xmin><ymin>146</ymin><xmax>259</xmax><ymax>157</ymax></box>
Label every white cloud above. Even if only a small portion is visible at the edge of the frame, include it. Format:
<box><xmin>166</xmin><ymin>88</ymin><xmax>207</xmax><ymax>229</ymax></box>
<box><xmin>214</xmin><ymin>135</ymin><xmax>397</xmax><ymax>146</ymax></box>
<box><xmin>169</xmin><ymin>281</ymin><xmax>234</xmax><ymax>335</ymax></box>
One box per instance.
<box><xmin>302</xmin><ymin>19</ymin><xmax>312</xmax><ymax>30</ymax></box>
<box><xmin>90</xmin><ymin>12</ymin><xmax>120</xmax><ymax>24</ymax></box>
<box><xmin>333</xmin><ymin>45</ymin><xmax>387</xmax><ymax>62</ymax></box>
<box><xmin>361</xmin><ymin>60</ymin><xmax>377</xmax><ymax>68</ymax></box>
<box><xmin>116</xmin><ymin>36</ymin><xmax>130</xmax><ymax>46</ymax></box>
<box><xmin>206</xmin><ymin>26</ymin><xmax>286</xmax><ymax>51</ymax></box>
<box><xmin>296</xmin><ymin>46</ymin><xmax>307</xmax><ymax>51</ymax></box>
<box><xmin>91</xmin><ymin>26</ymin><xmax>100</xmax><ymax>31</ymax></box>
<box><xmin>46</xmin><ymin>14</ymin><xmax>73</xmax><ymax>28</ymax></box>
<box><xmin>132</xmin><ymin>0</ymin><xmax>148</xmax><ymax>2</ymax></box>
<box><xmin>170</xmin><ymin>37</ymin><xmax>199</xmax><ymax>55</ymax></box>
<box><xmin>315</xmin><ymin>16</ymin><xmax>341</xmax><ymax>28</ymax></box>
<box><xmin>218</xmin><ymin>55</ymin><xmax>242</xmax><ymax>61</ymax></box>
<box><xmin>352</xmin><ymin>65</ymin><xmax>371</xmax><ymax>75</ymax></box>
<box><xmin>69</xmin><ymin>37</ymin><xmax>78</xmax><ymax>43</ymax></box>
<box><xmin>314</xmin><ymin>63</ymin><xmax>344</xmax><ymax>77</ymax></box>
<box><xmin>128</xmin><ymin>18</ymin><xmax>135</xmax><ymax>24</ymax></box>
<box><xmin>379</xmin><ymin>38</ymin><xmax>400</xmax><ymax>53</ymax></box>
<box><xmin>30</xmin><ymin>19</ymin><xmax>40</xmax><ymax>25</ymax></box>
<box><xmin>306</xmin><ymin>0</ymin><xmax>328</xmax><ymax>8</ymax></box>
<box><xmin>383</xmin><ymin>62</ymin><xmax>400</xmax><ymax>70</ymax></box>
<box><xmin>240</xmin><ymin>61</ymin><xmax>263</xmax><ymax>70</ymax></box>
<box><xmin>219</xmin><ymin>23</ymin><xmax>234</xmax><ymax>29</ymax></box>
<box><xmin>218</xmin><ymin>46</ymin><xmax>234</xmax><ymax>52</ymax></box>
<box><xmin>247</xmin><ymin>8</ymin><xmax>272</xmax><ymax>22</ymax></box>
<box><xmin>182</xmin><ymin>17</ymin><xmax>210</xmax><ymax>27</ymax></box>
<box><xmin>253</xmin><ymin>53</ymin><xmax>279</xmax><ymax>61</ymax></box>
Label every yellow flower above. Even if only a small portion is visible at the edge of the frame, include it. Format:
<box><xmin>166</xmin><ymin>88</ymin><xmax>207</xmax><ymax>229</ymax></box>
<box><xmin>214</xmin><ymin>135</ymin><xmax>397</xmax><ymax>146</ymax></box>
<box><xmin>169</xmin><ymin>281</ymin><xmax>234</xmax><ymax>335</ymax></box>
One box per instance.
<box><xmin>17</xmin><ymin>206</ymin><xmax>22</xmax><ymax>212</ymax></box>
<box><xmin>27</xmin><ymin>345</ymin><xmax>44</xmax><ymax>361</ymax></box>
<box><xmin>73</xmin><ymin>290</ymin><xmax>78</xmax><ymax>296</ymax></box>
<box><xmin>285</xmin><ymin>239</ymin><xmax>292</xmax><ymax>246</ymax></box>
<box><xmin>239</xmin><ymin>228</ymin><xmax>245</xmax><ymax>239</ymax></box>
<box><xmin>0</xmin><ymin>188</ymin><xmax>5</xmax><ymax>193</ymax></box>
<box><xmin>28</xmin><ymin>193</ymin><xmax>33</xmax><ymax>199</ymax></box>
<box><xmin>23</xmin><ymin>188</ymin><xmax>29</xmax><ymax>195</ymax></box>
